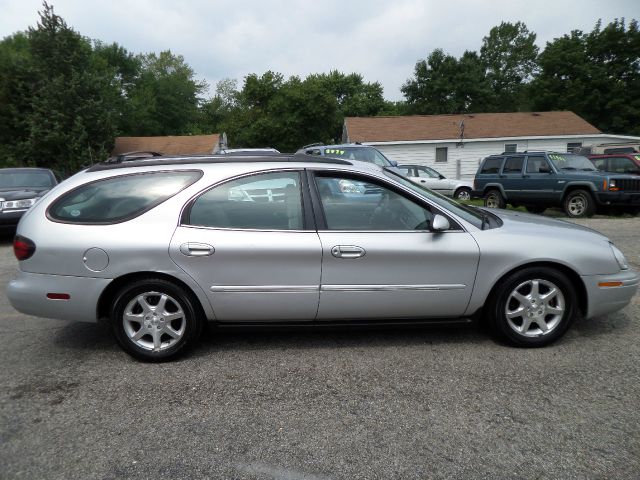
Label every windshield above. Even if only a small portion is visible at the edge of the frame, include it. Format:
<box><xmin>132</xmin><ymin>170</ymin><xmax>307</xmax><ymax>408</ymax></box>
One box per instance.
<box><xmin>548</xmin><ymin>153</ymin><xmax>596</xmax><ymax>171</ymax></box>
<box><xmin>383</xmin><ymin>168</ymin><xmax>484</xmax><ymax>228</ymax></box>
<box><xmin>0</xmin><ymin>171</ymin><xmax>53</xmax><ymax>189</ymax></box>
<box><xmin>324</xmin><ymin>147</ymin><xmax>392</xmax><ymax>167</ymax></box>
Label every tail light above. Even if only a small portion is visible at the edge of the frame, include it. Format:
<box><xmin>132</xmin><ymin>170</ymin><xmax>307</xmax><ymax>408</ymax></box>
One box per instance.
<box><xmin>14</xmin><ymin>235</ymin><xmax>36</xmax><ymax>260</ymax></box>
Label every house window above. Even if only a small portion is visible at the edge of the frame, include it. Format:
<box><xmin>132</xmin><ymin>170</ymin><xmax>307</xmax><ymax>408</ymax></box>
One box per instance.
<box><xmin>435</xmin><ymin>147</ymin><xmax>448</xmax><ymax>163</ymax></box>
<box><xmin>504</xmin><ymin>143</ymin><xmax>518</xmax><ymax>153</ymax></box>
<box><xmin>567</xmin><ymin>142</ymin><xmax>582</xmax><ymax>153</ymax></box>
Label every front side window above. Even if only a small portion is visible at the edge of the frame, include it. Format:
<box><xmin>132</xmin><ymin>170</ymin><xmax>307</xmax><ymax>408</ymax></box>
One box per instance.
<box><xmin>417</xmin><ymin>166</ymin><xmax>441</xmax><ymax>178</ymax></box>
<box><xmin>48</xmin><ymin>171</ymin><xmax>201</xmax><ymax>224</ymax></box>
<box><xmin>316</xmin><ymin>175</ymin><xmax>434</xmax><ymax>231</ymax></box>
<box><xmin>526</xmin><ymin>156</ymin><xmax>551</xmax><ymax>173</ymax></box>
<box><xmin>187</xmin><ymin>171</ymin><xmax>303</xmax><ymax>230</ymax></box>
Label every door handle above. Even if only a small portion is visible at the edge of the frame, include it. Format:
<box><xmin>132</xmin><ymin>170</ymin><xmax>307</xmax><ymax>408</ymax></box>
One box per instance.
<box><xmin>331</xmin><ymin>245</ymin><xmax>366</xmax><ymax>259</ymax></box>
<box><xmin>179</xmin><ymin>242</ymin><xmax>215</xmax><ymax>256</ymax></box>
<box><xmin>420</xmin><ymin>180</ymin><xmax>426</xmax><ymax>183</ymax></box>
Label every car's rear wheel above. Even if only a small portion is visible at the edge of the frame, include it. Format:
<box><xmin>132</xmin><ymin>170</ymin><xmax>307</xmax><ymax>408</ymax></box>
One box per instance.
<box><xmin>488</xmin><ymin>267</ymin><xmax>577</xmax><ymax>347</ymax></box>
<box><xmin>454</xmin><ymin>187</ymin><xmax>472</xmax><ymax>201</ymax></box>
<box><xmin>484</xmin><ymin>189</ymin><xmax>505</xmax><ymax>209</ymax></box>
<box><xmin>525</xmin><ymin>205</ymin><xmax>546</xmax><ymax>214</ymax></box>
<box><xmin>110</xmin><ymin>278</ymin><xmax>203</xmax><ymax>361</ymax></box>
<box><xmin>563</xmin><ymin>190</ymin><xmax>595</xmax><ymax>218</ymax></box>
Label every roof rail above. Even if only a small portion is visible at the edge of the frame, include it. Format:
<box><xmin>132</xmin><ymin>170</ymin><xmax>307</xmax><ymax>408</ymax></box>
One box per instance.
<box><xmin>86</xmin><ymin>153</ymin><xmax>353</xmax><ymax>172</ymax></box>
<box><xmin>301</xmin><ymin>142</ymin><xmax>324</xmax><ymax>149</ymax></box>
<box><xmin>105</xmin><ymin>151</ymin><xmax>163</xmax><ymax>164</ymax></box>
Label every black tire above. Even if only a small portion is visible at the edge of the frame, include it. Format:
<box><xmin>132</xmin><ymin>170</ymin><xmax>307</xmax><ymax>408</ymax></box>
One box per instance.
<box><xmin>484</xmin><ymin>189</ymin><xmax>505</xmax><ymax>209</ymax></box>
<box><xmin>487</xmin><ymin>267</ymin><xmax>578</xmax><ymax>347</ymax></box>
<box><xmin>525</xmin><ymin>205</ymin><xmax>546</xmax><ymax>214</ymax></box>
<box><xmin>563</xmin><ymin>189</ymin><xmax>595</xmax><ymax>218</ymax></box>
<box><xmin>454</xmin><ymin>187</ymin><xmax>472</xmax><ymax>201</ymax></box>
<box><xmin>110</xmin><ymin>278</ymin><xmax>203</xmax><ymax>361</ymax></box>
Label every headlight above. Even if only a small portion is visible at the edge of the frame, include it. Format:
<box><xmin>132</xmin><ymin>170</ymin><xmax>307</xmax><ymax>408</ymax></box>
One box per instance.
<box><xmin>1</xmin><ymin>198</ymin><xmax>37</xmax><ymax>210</ymax></box>
<box><xmin>610</xmin><ymin>243</ymin><xmax>629</xmax><ymax>270</ymax></box>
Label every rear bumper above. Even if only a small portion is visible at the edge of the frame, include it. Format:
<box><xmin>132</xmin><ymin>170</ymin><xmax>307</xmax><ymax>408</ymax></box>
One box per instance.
<box><xmin>582</xmin><ymin>269</ymin><xmax>639</xmax><ymax>318</ymax></box>
<box><xmin>7</xmin><ymin>271</ymin><xmax>111</xmax><ymax>322</ymax></box>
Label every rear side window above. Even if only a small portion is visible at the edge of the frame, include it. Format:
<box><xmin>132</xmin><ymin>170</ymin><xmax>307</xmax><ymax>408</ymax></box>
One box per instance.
<box><xmin>480</xmin><ymin>157</ymin><xmax>503</xmax><ymax>174</ymax></box>
<box><xmin>503</xmin><ymin>156</ymin><xmax>524</xmax><ymax>173</ymax></box>
<box><xmin>186</xmin><ymin>171</ymin><xmax>304</xmax><ymax>230</ymax></box>
<box><xmin>48</xmin><ymin>171</ymin><xmax>201</xmax><ymax>224</ymax></box>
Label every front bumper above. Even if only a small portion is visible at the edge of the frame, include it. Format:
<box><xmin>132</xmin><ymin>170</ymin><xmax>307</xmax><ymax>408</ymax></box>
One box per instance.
<box><xmin>7</xmin><ymin>271</ymin><xmax>112</xmax><ymax>322</ymax></box>
<box><xmin>595</xmin><ymin>191</ymin><xmax>640</xmax><ymax>207</ymax></box>
<box><xmin>0</xmin><ymin>209</ymin><xmax>28</xmax><ymax>226</ymax></box>
<box><xmin>583</xmin><ymin>268</ymin><xmax>639</xmax><ymax>319</ymax></box>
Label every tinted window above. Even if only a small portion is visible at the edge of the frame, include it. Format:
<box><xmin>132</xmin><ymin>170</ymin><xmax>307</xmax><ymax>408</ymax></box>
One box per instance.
<box><xmin>316</xmin><ymin>175</ymin><xmax>433</xmax><ymax>231</ymax></box>
<box><xmin>480</xmin><ymin>157</ymin><xmax>503</xmax><ymax>174</ymax></box>
<box><xmin>49</xmin><ymin>171</ymin><xmax>201</xmax><ymax>224</ymax></box>
<box><xmin>187</xmin><ymin>172</ymin><xmax>303</xmax><ymax>230</ymax></box>
<box><xmin>503</xmin><ymin>156</ymin><xmax>524</xmax><ymax>173</ymax></box>
<box><xmin>609</xmin><ymin>157</ymin><xmax>640</xmax><ymax>174</ymax></box>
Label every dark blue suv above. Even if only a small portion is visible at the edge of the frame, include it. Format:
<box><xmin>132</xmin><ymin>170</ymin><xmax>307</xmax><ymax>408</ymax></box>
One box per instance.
<box><xmin>473</xmin><ymin>151</ymin><xmax>640</xmax><ymax>217</ymax></box>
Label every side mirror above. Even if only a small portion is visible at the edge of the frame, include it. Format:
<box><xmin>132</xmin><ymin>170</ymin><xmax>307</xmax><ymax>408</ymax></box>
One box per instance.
<box><xmin>431</xmin><ymin>214</ymin><xmax>450</xmax><ymax>232</ymax></box>
<box><xmin>389</xmin><ymin>160</ymin><xmax>398</xmax><ymax>167</ymax></box>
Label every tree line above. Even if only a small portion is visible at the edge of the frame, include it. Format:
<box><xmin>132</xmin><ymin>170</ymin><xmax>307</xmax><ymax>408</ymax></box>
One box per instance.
<box><xmin>0</xmin><ymin>3</ymin><xmax>638</xmax><ymax>174</ymax></box>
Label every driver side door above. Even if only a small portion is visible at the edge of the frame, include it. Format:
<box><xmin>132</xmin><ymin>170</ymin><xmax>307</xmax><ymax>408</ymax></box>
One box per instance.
<box><xmin>310</xmin><ymin>171</ymin><xmax>480</xmax><ymax>320</ymax></box>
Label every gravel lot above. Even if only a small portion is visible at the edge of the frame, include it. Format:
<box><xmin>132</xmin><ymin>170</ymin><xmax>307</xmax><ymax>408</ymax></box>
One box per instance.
<box><xmin>1</xmin><ymin>218</ymin><xmax>639</xmax><ymax>480</ymax></box>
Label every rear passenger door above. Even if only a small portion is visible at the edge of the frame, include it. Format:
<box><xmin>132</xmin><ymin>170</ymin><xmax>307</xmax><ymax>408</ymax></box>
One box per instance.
<box><xmin>500</xmin><ymin>155</ymin><xmax>526</xmax><ymax>202</ymax></box>
<box><xmin>169</xmin><ymin>170</ymin><xmax>322</xmax><ymax>322</ymax></box>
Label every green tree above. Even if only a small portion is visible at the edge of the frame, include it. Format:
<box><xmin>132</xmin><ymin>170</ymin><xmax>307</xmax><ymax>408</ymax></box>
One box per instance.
<box><xmin>401</xmin><ymin>49</ymin><xmax>492</xmax><ymax>114</ymax></box>
<box><xmin>21</xmin><ymin>3</ymin><xmax>121</xmax><ymax>174</ymax></box>
<box><xmin>530</xmin><ymin>19</ymin><xmax>640</xmax><ymax>134</ymax></box>
<box><xmin>122</xmin><ymin>50</ymin><xmax>208</xmax><ymax>136</ymax></box>
<box><xmin>480</xmin><ymin>21</ymin><xmax>539</xmax><ymax>111</ymax></box>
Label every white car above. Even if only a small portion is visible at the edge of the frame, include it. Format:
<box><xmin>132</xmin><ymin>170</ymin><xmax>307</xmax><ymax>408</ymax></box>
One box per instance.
<box><xmin>398</xmin><ymin>164</ymin><xmax>473</xmax><ymax>200</ymax></box>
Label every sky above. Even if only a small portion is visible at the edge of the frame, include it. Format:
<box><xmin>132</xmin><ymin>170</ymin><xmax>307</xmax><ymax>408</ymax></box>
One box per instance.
<box><xmin>1</xmin><ymin>0</ymin><xmax>639</xmax><ymax>101</ymax></box>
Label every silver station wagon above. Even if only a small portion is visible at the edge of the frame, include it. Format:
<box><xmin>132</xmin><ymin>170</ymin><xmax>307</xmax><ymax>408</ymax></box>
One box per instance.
<box><xmin>7</xmin><ymin>154</ymin><xmax>639</xmax><ymax>361</ymax></box>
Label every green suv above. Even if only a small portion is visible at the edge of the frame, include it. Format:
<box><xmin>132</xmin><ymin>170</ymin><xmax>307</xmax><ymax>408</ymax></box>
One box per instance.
<box><xmin>473</xmin><ymin>151</ymin><xmax>640</xmax><ymax>217</ymax></box>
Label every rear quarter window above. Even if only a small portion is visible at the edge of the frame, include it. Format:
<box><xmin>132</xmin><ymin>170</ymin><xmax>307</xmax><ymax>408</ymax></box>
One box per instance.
<box><xmin>48</xmin><ymin>171</ymin><xmax>201</xmax><ymax>224</ymax></box>
<box><xmin>480</xmin><ymin>157</ymin><xmax>503</xmax><ymax>174</ymax></box>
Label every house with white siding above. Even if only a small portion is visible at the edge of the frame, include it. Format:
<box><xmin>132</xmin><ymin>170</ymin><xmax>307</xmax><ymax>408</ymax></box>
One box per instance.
<box><xmin>342</xmin><ymin>112</ymin><xmax>640</xmax><ymax>180</ymax></box>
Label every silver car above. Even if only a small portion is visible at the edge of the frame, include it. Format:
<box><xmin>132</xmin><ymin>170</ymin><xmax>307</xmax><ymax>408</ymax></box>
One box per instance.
<box><xmin>398</xmin><ymin>164</ymin><xmax>474</xmax><ymax>200</ymax></box>
<box><xmin>7</xmin><ymin>154</ymin><xmax>638</xmax><ymax>361</ymax></box>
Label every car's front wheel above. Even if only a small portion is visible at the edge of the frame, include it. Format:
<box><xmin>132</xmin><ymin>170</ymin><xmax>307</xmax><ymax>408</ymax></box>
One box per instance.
<box><xmin>488</xmin><ymin>267</ymin><xmax>578</xmax><ymax>347</ymax></box>
<box><xmin>454</xmin><ymin>187</ymin><xmax>472</xmax><ymax>201</ymax></box>
<box><xmin>484</xmin><ymin>189</ymin><xmax>505</xmax><ymax>209</ymax></box>
<box><xmin>563</xmin><ymin>190</ymin><xmax>595</xmax><ymax>218</ymax></box>
<box><xmin>111</xmin><ymin>278</ymin><xmax>203</xmax><ymax>361</ymax></box>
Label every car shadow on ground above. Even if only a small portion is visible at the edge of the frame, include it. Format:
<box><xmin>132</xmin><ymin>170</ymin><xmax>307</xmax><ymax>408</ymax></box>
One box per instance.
<box><xmin>52</xmin><ymin>320</ymin><xmax>490</xmax><ymax>360</ymax></box>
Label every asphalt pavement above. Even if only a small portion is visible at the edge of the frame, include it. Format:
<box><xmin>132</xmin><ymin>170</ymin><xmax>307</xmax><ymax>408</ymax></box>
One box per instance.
<box><xmin>0</xmin><ymin>218</ymin><xmax>639</xmax><ymax>479</ymax></box>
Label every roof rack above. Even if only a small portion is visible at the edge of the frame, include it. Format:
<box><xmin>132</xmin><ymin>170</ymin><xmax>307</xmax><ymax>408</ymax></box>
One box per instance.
<box><xmin>86</xmin><ymin>153</ymin><xmax>353</xmax><ymax>172</ymax></box>
<box><xmin>301</xmin><ymin>142</ymin><xmax>324</xmax><ymax>149</ymax></box>
<box><xmin>105</xmin><ymin>151</ymin><xmax>163</xmax><ymax>164</ymax></box>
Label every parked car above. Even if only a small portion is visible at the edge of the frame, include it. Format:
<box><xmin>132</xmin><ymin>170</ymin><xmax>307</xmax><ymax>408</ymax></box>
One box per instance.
<box><xmin>7</xmin><ymin>154</ymin><xmax>638</xmax><ymax>361</ymax></box>
<box><xmin>397</xmin><ymin>164</ymin><xmax>474</xmax><ymax>200</ymax></box>
<box><xmin>589</xmin><ymin>153</ymin><xmax>640</xmax><ymax>175</ymax></box>
<box><xmin>297</xmin><ymin>143</ymin><xmax>398</xmax><ymax>167</ymax></box>
<box><xmin>0</xmin><ymin>168</ymin><xmax>58</xmax><ymax>228</ymax></box>
<box><xmin>474</xmin><ymin>151</ymin><xmax>640</xmax><ymax>217</ymax></box>
<box><xmin>577</xmin><ymin>142</ymin><xmax>640</xmax><ymax>155</ymax></box>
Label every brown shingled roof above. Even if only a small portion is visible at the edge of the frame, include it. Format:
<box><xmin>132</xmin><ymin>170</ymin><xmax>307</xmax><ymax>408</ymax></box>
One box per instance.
<box><xmin>344</xmin><ymin>111</ymin><xmax>600</xmax><ymax>143</ymax></box>
<box><xmin>112</xmin><ymin>134</ymin><xmax>221</xmax><ymax>155</ymax></box>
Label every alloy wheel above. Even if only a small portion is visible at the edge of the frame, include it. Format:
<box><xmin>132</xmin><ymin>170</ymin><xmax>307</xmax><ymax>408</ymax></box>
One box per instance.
<box><xmin>505</xmin><ymin>279</ymin><xmax>565</xmax><ymax>337</ymax></box>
